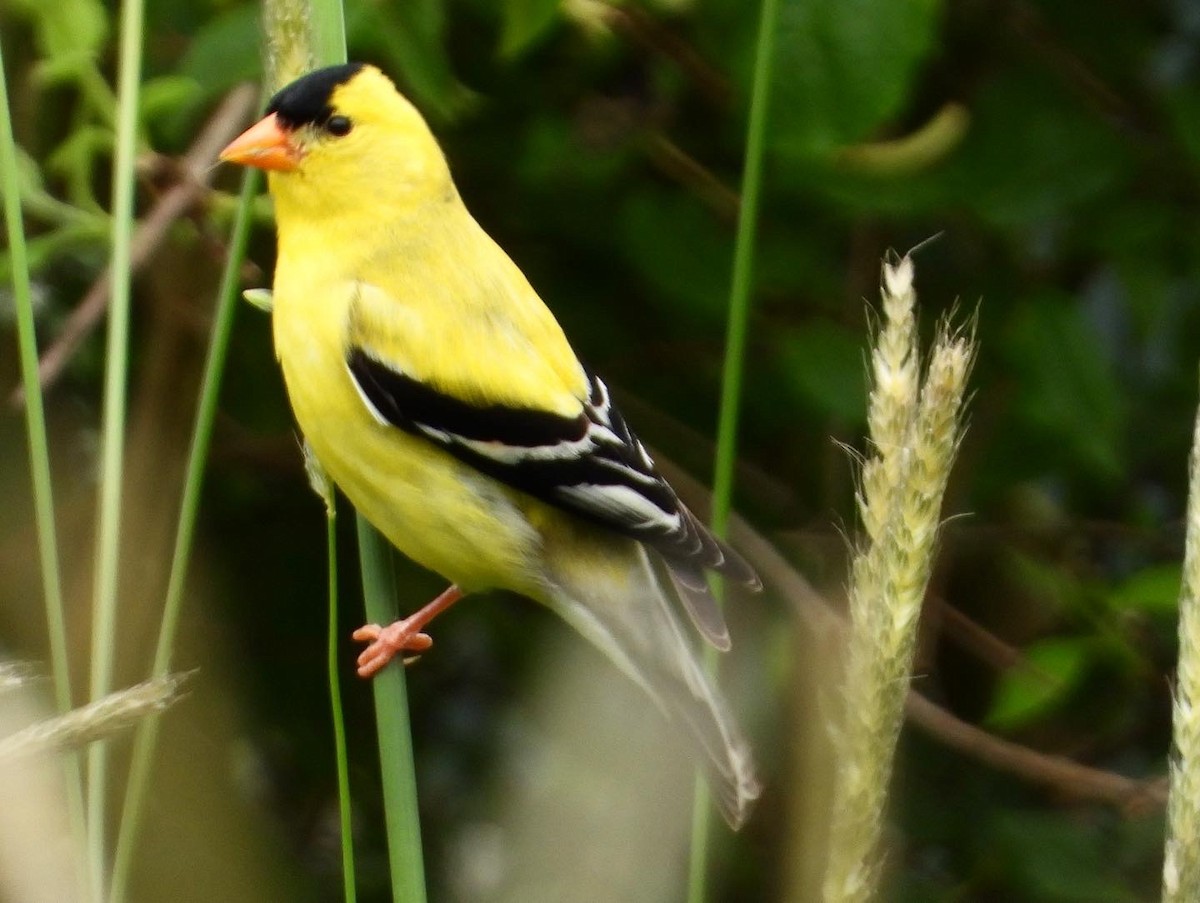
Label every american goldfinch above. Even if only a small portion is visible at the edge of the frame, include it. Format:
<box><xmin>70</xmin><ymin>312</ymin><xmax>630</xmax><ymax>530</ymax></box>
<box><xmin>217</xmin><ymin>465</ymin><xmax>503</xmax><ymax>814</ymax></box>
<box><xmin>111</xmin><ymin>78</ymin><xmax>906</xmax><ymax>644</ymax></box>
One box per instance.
<box><xmin>220</xmin><ymin>63</ymin><xmax>762</xmax><ymax>827</ymax></box>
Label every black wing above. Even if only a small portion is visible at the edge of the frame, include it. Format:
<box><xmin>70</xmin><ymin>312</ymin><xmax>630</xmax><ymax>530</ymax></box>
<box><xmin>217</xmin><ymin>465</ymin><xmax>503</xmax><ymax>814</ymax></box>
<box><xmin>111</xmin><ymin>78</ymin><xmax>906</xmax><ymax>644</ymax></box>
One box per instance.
<box><xmin>346</xmin><ymin>348</ymin><xmax>759</xmax><ymax>647</ymax></box>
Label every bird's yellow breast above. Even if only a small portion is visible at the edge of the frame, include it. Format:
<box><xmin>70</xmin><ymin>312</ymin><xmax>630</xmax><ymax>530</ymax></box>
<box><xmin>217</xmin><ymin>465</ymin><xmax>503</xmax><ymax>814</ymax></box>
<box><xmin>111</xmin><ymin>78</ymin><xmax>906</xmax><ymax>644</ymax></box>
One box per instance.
<box><xmin>270</xmin><ymin>234</ymin><xmax>544</xmax><ymax>595</ymax></box>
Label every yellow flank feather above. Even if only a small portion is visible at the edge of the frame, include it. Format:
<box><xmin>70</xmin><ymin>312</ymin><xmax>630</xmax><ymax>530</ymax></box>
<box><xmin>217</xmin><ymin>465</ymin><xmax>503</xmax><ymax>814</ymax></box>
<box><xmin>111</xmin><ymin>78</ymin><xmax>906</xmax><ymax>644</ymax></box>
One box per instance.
<box><xmin>220</xmin><ymin>62</ymin><xmax>761</xmax><ymax>828</ymax></box>
<box><xmin>272</xmin><ymin>275</ymin><xmax>545</xmax><ymax>593</ymax></box>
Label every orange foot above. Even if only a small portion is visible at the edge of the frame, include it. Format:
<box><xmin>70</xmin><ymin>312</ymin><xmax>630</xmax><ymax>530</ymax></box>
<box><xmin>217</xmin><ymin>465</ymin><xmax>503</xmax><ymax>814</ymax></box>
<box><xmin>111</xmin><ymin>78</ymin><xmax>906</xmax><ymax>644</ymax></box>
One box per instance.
<box><xmin>352</xmin><ymin>621</ymin><xmax>434</xmax><ymax>677</ymax></box>
<box><xmin>352</xmin><ymin>584</ymin><xmax>464</xmax><ymax>678</ymax></box>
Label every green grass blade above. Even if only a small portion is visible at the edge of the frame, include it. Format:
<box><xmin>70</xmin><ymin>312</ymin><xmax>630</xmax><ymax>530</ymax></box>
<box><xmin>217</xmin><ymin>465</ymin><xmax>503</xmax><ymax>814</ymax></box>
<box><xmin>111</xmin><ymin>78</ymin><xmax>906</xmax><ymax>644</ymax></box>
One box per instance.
<box><xmin>107</xmin><ymin>169</ymin><xmax>260</xmax><ymax>903</ymax></box>
<box><xmin>0</xmin><ymin>34</ymin><xmax>89</xmax><ymax>894</ymax></box>
<box><xmin>356</xmin><ymin>517</ymin><xmax>428</xmax><ymax>902</ymax></box>
<box><xmin>311</xmin><ymin>1</ymin><xmax>347</xmax><ymax>73</ymax></box>
<box><xmin>326</xmin><ymin>495</ymin><xmax>359</xmax><ymax>903</ymax></box>
<box><xmin>688</xmin><ymin>0</ymin><xmax>781</xmax><ymax>896</ymax></box>
<box><xmin>87</xmin><ymin>0</ymin><xmax>146</xmax><ymax>887</ymax></box>
<box><xmin>710</xmin><ymin>0</ymin><xmax>779</xmax><ymax>540</ymax></box>
<box><xmin>296</xmin><ymin>0</ymin><xmax>427</xmax><ymax>896</ymax></box>
<box><xmin>0</xmin><ymin>29</ymin><xmax>74</xmax><ymax>761</ymax></box>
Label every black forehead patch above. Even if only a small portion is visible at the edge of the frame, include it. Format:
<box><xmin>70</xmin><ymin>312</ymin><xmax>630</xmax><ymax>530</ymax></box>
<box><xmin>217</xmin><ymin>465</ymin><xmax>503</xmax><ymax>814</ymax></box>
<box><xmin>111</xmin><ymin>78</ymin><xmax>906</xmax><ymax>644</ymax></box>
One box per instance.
<box><xmin>266</xmin><ymin>62</ymin><xmax>365</xmax><ymax>129</ymax></box>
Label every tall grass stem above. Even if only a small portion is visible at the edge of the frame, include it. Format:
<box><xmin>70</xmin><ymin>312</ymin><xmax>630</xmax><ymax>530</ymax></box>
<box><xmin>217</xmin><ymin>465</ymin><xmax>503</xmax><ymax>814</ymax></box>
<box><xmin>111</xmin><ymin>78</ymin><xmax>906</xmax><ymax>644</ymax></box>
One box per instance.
<box><xmin>356</xmin><ymin>517</ymin><xmax>428</xmax><ymax>902</ymax></box>
<box><xmin>108</xmin><ymin>170</ymin><xmax>260</xmax><ymax>903</ymax></box>
<box><xmin>87</xmin><ymin>0</ymin><xmax>145</xmax><ymax>888</ymax></box>
<box><xmin>1163</xmin><ymin>372</ymin><xmax>1200</xmax><ymax>902</ymax></box>
<box><xmin>0</xmin><ymin>33</ymin><xmax>90</xmax><ymax>896</ymax></box>
<box><xmin>292</xmin><ymin>0</ymin><xmax>427</xmax><ymax>895</ymax></box>
<box><xmin>310</xmin><ymin>2</ymin><xmax>347</xmax><ymax>73</ymax></box>
<box><xmin>708</xmin><ymin>0</ymin><xmax>778</xmax><ymax>540</ymax></box>
<box><xmin>688</xmin><ymin>0</ymin><xmax>780</xmax><ymax>896</ymax></box>
<box><xmin>328</xmin><ymin>504</ymin><xmax>358</xmax><ymax>903</ymax></box>
<box><xmin>307</xmin><ymin>456</ymin><xmax>358</xmax><ymax>903</ymax></box>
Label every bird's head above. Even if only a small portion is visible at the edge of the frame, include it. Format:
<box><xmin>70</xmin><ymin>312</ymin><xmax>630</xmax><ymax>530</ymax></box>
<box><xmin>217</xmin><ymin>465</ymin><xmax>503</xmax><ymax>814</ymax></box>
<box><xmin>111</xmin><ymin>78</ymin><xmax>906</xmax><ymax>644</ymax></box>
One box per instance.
<box><xmin>220</xmin><ymin>63</ymin><xmax>452</xmax><ymax>219</ymax></box>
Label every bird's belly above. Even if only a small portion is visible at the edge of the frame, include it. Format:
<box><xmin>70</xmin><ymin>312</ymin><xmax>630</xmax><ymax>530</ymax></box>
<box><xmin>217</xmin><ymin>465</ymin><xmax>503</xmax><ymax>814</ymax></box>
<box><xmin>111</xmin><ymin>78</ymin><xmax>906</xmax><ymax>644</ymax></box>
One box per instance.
<box><xmin>274</xmin><ymin>308</ymin><xmax>540</xmax><ymax>594</ymax></box>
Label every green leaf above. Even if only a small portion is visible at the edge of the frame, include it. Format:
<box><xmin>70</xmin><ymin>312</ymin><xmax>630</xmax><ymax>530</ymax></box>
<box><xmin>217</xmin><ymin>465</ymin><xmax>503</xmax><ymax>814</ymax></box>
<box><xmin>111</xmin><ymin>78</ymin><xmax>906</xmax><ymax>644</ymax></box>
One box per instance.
<box><xmin>986</xmin><ymin>636</ymin><xmax>1091</xmax><ymax>729</ymax></box>
<box><xmin>1002</xmin><ymin>294</ymin><xmax>1126</xmax><ymax>478</ymax></box>
<box><xmin>8</xmin><ymin>0</ymin><xmax>109</xmax><ymax>59</ymax></box>
<box><xmin>139</xmin><ymin>76</ymin><xmax>203</xmax><ymax>127</ymax></box>
<box><xmin>775</xmin><ymin>321</ymin><xmax>866</xmax><ymax>422</ymax></box>
<box><xmin>617</xmin><ymin>190</ymin><xmax>731</xmax><ymax>324</ymax></box>
<box><xmin>242</xmin><ymin>289</ymin><xmax>275</xmax><ymax>314</ymax></box>
<box><xmin>500</xmin><ymin>0</ymin><xmax>561</xmax><ymax>58</ymax></box>
<box><xmin>1161</xmin><ymin>84</ymin><xmax>1200</xmax><ymax>171</ymax></box>
<box><xmin>768</xmin><ymin>0</ymin><xmax>942</xmax><ymax>159</ymax></box>
<box><xmin>31</xmin><ymin>51</ymin><xmax>101</xmax><ymax>90</ymax></box>
<box><xmin>8</xmin><ymin>146</ymin><xmax>46</xmax><ymax>199</ymax></box>
<box><xmin>785</xmin><ymin>66</ymin><xmax>1129</xmax><ymax>226</ymax></box>
<box><xmin>1007</xmin><ymin>549</ymin><xmax>1083</xmax><ymax>613</ymax></box>
<box><xmin>944</xmin><ymin>70</ymin><xmax>1130</xmax><ymax>226</ymax></box>
<box><xmin>46</xmin><ymin>125</ymin><xmax>113</xmax><ymax>181</ymax></box>
<box><xmin>0</xmin><ymin>223</ymin><xmax>108</xmax><ymax>284</ymax></box>
<box><xmin>352</xmin><ymin>0</ymin><xmax>472</xmax><ymax>121</ymax></box>
<box><xmin>515</xmin><ymin>116</ymin><xmax>630</xmax><ymax>192</ymax></box>
<box><xmin>163</xmin><ymin>7</ymin><xmax>266</xmax><ymax>146</ymax></box>
<box><xmin>178</xmin><ymin>5</ymin><xmax>264</xmax><ymax>93</ymax></box>
<box><xmin>1108</xmin><ymin>564</ymin><xmax>1182</xmax><ymax>616</ymax></box>
<box><xmin>989</xmin><ymin>811</ymin><xmax>1143</xmax><ymax>902</ymax></box>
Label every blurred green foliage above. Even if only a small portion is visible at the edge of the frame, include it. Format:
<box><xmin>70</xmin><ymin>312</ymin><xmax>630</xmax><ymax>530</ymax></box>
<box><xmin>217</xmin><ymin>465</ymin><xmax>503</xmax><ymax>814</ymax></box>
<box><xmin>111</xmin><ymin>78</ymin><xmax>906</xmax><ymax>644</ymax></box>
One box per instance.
<box><xmin>1</xmin><ymin>0</ymin><xmax>1197</xmax><ymax>899</ymax></box>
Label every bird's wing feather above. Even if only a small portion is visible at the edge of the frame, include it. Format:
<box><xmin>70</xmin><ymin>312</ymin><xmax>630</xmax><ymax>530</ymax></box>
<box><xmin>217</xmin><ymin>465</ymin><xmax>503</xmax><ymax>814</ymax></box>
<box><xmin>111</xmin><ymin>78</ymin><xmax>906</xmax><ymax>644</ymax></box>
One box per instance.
<box><xmin>346</xmin><ymin>345</ymin><xmax>756</xmax><ymax>648</ymax></box>
<box><xmin>541</xmin><ymin>544</ymin><xmax>761</xmax><ymax>828</ymax></box>
<box><xmin>346</xmin><ymin>254</ymin><xmax>589</xmax><ymax>419</ymax></box>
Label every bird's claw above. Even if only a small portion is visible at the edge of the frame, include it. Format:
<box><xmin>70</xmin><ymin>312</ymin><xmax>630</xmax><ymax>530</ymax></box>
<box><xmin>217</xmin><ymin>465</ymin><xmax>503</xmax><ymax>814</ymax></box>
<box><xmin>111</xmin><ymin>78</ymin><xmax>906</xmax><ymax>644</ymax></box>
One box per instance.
<box><xmin>353</xmin><ymin>621</ymin><xmax>434</xmax><ymax>677</ymax></box>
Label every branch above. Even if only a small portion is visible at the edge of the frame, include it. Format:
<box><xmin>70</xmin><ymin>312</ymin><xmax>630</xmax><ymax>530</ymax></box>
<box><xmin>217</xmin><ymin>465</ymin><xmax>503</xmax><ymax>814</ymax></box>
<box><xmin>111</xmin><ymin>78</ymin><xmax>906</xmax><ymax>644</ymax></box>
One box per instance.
<box><xmin>643</xmin><ymin>134</ymin><xmax>740</xmax><ymax>221</ymax></box>
<box><xmin>904</xmin><ymin>690</ymin><xmax>1167</xmax><ymax>814</ymax></box>
<box><xmin>10</xmin><ymin>84</ymin><xmax>258</xmax><ymax>407</ymax></box>
<box><xmin>934</xmin><ymin>597</ymin><xmax>1025</xmax><ymax>672</ymax></box>
<box><xmin>723</xmin><ymin>512</ymin><xmax>1168</xmax><ymax>814</ymax></box>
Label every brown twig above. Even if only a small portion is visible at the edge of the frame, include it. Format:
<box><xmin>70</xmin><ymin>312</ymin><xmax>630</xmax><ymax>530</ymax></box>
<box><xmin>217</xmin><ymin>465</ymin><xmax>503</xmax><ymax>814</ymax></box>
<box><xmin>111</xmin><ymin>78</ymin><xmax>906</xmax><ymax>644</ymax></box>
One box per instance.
<box><xmin>1006</xmin><ymin>1</ymin><xmax>1134</xmax><ymax>128</ymax></box>
<box><xmin>597</xmin><ymin>1</ymin><xmax>731</xmax><ymax>108</ymax></box>
<box><xmin>10</xmin><ymin>83</ymin><xmax>259</xmax><ymax>407</ymax></box>
<box><xmin>934</xmin><ymin>597</ymin><xmax>1026</xmax><ymax>672</ymax></box>
<box><xmin>904</xmin><ymin>691</ymin><xmax>1167</xmax><ymax>814</ymax></box>
<box><xmin>643</xmin><ymin>134</ymin><xmax>740</xmax><ymax>221</ymax></box>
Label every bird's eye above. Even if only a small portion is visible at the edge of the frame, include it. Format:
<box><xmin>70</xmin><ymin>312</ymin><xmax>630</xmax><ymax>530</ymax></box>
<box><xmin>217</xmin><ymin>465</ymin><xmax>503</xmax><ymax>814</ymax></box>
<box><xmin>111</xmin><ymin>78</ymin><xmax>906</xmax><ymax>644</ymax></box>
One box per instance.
<box><xmin>325</xmin><ymin>115</ymin><xmax>352</xmax><ymax>137</ymax></box>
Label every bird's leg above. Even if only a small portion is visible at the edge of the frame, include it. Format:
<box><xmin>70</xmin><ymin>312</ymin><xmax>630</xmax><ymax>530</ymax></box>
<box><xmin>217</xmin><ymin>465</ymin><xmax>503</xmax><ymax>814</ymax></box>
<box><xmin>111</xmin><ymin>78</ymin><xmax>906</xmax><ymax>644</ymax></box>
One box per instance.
<box><xmin>352</xmin><ymin>584</ymin><xmax>464</xmax><ymax>677</ymax></box>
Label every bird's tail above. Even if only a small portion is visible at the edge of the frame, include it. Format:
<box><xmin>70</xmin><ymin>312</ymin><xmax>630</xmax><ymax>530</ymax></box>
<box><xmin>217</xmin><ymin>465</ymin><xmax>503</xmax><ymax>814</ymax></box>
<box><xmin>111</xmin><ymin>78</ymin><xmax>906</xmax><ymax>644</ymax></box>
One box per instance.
<box><xmin>540</xmin><ymin>541</ymin><xmax>761</xmax><ymax>829</ymax></box>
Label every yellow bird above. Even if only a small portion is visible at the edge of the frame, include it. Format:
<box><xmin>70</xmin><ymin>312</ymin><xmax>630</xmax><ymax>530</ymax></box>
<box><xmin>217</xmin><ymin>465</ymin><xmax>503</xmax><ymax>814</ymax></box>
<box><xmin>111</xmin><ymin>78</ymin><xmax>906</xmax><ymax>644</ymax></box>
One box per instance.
<box><xmin>220</xmin><ymin>63</ymin><xmax>761</xmax><ymax>827</ymax></box>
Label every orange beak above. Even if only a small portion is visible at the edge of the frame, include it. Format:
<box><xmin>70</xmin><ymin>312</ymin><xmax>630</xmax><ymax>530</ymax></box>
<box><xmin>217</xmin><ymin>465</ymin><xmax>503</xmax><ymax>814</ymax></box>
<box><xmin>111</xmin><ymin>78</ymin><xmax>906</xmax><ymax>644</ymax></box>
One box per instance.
<box><xmin>219</xmin><ymin>113</ymin><xmax>303</xmax><ymax>172</ymax></box>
